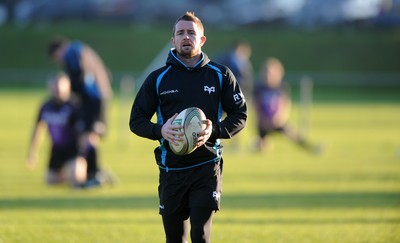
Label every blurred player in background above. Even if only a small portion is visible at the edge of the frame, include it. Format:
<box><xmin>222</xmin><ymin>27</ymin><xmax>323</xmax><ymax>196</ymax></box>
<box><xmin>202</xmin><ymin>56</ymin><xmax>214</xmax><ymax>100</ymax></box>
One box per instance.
<box><xmin>26</xmin><ymin>73</ymin><xmax>87</xmax><ymax>187</ymax></box>
<box><xmin>216</xmin><ymin>41</ymin><xmax>253</xmax><ymax>98</ymax></box>
<box><xmin>130</xmin><ymin>12</ymin><xmax>247</xmax><ymax>243</ymax></box>
<box><xmin>48</xmin><ymin>36</ymin><xmax>114</xmax><ymax>187</ymax></box>
<box><xmin>216</xmin><ymin>41</ymin><xmax>253</xmax><ymax>151</ymax></box>
<box><xmin>253</xmin><ymin>57</ymin><xmax>322</xmax><ymax>153</ymax></box>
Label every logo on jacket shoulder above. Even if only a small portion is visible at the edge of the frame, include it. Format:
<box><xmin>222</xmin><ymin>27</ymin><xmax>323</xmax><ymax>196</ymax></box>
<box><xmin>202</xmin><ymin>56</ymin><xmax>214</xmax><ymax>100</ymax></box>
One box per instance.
<box><xmin>233</xmin><ymin>92</ymin><xmax>245</xmax><ymax>103</ymax></box>
<box><xmin>160</xmin><ymin>89</ymin><xmax>179</xmax><ymax>95</ymax></box>
<box><xmin>204</xmin><ymin>86</ymin><xmax>215</xmax><ymax>94</ymax></box>
<box><xmin>213</xmin><ymin>191</ymin><xmax>221</xmax><ymax>201</ymax></box>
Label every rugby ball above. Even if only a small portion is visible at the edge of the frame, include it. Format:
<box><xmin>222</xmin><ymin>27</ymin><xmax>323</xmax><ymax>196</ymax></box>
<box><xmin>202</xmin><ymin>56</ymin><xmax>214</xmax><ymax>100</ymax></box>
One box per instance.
<box><xmin>169</xmin><ymin>107</ymin><xmax>207</xmax><ymax>155</ymax></box>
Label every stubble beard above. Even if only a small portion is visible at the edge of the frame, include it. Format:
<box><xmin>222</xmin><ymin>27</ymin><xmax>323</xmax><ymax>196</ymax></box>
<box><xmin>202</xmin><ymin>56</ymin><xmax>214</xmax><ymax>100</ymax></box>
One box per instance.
<box><xmin>177</xmin><ymin>46</ymin><xmax>198</xmax><ymax>59</ymax></box>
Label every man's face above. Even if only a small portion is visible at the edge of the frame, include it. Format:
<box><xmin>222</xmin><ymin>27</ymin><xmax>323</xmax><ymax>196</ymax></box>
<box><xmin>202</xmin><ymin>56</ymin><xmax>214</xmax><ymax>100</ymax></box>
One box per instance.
<box><xmin>265</xmin><ymin>64</ymin><xmax>283</xmax><ymax>88</ymax></box>
<box><xmin>171</xmin><ymin>20</ymin><xmax>206</xmax><ymax>58</ymax></box>
<box><xmin>51</xmin><ymin>76</ymin><xmax>70</xmax><ymax>102</ymax></box>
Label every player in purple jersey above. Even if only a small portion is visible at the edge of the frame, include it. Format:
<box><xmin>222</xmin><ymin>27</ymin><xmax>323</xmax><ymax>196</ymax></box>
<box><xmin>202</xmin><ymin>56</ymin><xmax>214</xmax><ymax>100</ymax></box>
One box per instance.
<box><xmin>26</xmin><ymin>73</ymin><xmax>87</xmax><ymax>187</ymax></box>
<box><xmin>253</xmin><ymin>58</ymin><xmax>321</xmax><ymax>153</ymax></box>
<box><xmin>48</xmin><ymin>37</ymin><xmax>113</xmax><ymax>185</ymax></box>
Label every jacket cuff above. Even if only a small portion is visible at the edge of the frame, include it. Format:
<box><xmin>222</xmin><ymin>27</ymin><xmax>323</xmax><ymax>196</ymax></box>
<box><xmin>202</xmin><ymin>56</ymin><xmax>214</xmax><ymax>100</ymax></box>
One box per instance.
<box><xmin>153</xmin><ymin>124</ymin><xmax>163</xmax><ymax>139</ymax></box>
<box><xmin>210</xmin><ymin>123</ymin><xmax>220</xmax><ymax>141</ymax></box>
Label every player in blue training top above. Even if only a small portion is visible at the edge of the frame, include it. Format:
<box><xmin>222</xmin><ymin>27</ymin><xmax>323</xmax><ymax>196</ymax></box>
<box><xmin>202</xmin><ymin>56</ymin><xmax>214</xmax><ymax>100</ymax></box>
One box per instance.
<box><xmin>26</xmin><ymin>73</ymin><xmax>87</xmax><ymax>187</ymax></box>
<box><xmin>130</xmin><ymin>12</ymin><xmax>247</xmax><ymax>243</ymax></box>
<box><xmin>48</xmin><ymin>37</ymin><xmax>113</xmax><ymax>187</ymax></box>
<box><xmin>215</xmin><ymin>41</ymin><xmax>253</xmax><ymax>99</ymax></box>
<box><xmin>215</xmin><ymin>41</ymin><xmax>253</xmax><ymax>151</ymax></box>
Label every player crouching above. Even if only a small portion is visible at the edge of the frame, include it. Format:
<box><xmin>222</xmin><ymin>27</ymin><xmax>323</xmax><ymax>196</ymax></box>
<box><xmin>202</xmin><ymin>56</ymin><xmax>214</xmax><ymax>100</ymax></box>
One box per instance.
<box><xmin>26</xmin><ymin>73</ymin><xmax>114</xmax><ymax>188</ymax></box>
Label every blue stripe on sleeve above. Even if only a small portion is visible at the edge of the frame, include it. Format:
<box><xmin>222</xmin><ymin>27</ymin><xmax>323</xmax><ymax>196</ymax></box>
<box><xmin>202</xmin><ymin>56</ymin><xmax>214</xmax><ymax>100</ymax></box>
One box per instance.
<box><xmin>155</xmin><ymin>66</ymin><xmax>172</xmax><ymax>167</ymax></box>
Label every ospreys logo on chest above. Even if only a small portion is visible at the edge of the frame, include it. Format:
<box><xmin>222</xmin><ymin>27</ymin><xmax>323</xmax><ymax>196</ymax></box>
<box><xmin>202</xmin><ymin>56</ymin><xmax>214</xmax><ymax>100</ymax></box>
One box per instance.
<box><xmin>204</xmin><ymin>86</ymin><xmax>215</xmax><ymax>94</ymax></box>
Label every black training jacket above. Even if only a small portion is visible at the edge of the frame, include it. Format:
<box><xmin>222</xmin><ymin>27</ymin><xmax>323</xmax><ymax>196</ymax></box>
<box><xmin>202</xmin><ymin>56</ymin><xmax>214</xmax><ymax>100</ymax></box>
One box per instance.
<box><xmin>130</xmin><ymin>49</ymin><xmax>247</xmax><ymax>171</ymax></box>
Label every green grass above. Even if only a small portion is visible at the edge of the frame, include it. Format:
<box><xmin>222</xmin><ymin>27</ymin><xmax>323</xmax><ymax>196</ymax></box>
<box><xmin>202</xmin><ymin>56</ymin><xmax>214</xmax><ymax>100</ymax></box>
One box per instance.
<box><xmin>0</xmin><ymin>88</ymin><xmax>399</xmax><ymax>242</ymax></box>
<box><xmin>0</xmin><ymin>23</ymin><xmax>399</xmax><ymax>73</ymax></box>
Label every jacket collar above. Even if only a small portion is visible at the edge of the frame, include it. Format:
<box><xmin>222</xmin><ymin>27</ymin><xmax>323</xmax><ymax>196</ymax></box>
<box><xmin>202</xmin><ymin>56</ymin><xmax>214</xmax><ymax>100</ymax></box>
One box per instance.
<box><xmin>166</xmin><ymin>49</ymin><xmax>210</xmax><ymax>70</ymax></box>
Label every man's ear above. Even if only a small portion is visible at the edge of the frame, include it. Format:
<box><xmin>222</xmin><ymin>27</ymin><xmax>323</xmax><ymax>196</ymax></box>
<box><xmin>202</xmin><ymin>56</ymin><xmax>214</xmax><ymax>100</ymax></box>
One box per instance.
<box><xmin>200</xmin><ymin>35</ymin><xmax>207</xmax><ymax>47</ymax></box>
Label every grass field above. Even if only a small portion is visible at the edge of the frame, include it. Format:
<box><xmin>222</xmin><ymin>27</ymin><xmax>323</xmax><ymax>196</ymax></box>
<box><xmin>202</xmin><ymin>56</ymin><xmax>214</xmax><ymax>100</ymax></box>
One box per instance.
<box><xmin>0</xmin><ymin>87</ymin><xmax>399</xmax><ymax>242</ymax></box>
<box><xmin>1</xmin><ymin>23</ymin><xmax>400</xmax><ymax>73</ymax></box>
<box><xmin>0</xmin><ymin>21</ymin><xmax>399</xmax><ymax>242</ymax></box>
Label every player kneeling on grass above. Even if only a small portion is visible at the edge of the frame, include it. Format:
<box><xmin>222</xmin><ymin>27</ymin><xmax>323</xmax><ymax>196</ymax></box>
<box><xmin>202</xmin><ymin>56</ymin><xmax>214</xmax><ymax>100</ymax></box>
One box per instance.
<box><xmin>26</xmin><ymin>73</ymin><xmax>87</xmax><ymax>187</ymax></box>
<box><xmin>253</xmin><ymin>58</ymin><xmax>322</xmax><ymax>153</ymax></box>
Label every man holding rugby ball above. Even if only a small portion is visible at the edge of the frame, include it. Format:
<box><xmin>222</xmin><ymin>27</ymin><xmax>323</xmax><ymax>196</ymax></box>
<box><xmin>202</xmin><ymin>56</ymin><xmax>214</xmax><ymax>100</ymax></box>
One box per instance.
<box><xmin>130</xmin><ymin>11</ymin><xmax>247</xmax><ymax>243</ymax></box>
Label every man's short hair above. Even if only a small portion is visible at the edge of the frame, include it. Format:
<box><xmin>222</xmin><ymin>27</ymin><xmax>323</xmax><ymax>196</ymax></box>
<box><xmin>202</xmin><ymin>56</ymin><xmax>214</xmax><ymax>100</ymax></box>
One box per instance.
<box><xmin>172</xmin><ymin>11</ymin><xmax>204</xmax><ymax>36</ymax></box>
<box><xmin>48</xmin><ymin>37</ymin><xmax>69</xmax><ymax>56</ymax></box>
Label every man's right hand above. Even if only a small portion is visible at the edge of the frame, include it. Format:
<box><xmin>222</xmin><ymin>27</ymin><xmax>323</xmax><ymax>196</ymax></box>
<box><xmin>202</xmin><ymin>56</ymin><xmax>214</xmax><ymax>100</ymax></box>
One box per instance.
<box><xmin>161</xmin><ymin>113</ymin><xmax>184</xmax><ymax>146</ymax></box>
